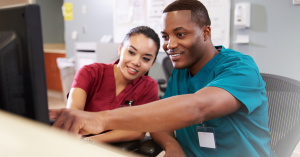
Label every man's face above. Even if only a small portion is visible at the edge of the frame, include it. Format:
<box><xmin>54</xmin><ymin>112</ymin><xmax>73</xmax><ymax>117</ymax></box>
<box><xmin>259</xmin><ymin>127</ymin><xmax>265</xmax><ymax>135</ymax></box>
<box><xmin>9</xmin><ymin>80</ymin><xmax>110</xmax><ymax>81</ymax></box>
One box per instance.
<box><xmin>161</xmin><ymin>10</ymin><xmax>205</xmax><ymax>70</ymax></box>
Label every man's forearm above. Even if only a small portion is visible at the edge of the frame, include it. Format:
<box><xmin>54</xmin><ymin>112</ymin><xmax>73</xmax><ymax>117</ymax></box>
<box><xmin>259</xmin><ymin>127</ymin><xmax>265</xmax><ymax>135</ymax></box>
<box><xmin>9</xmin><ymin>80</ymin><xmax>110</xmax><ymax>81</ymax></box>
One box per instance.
<box><xmin>102</xmin><ymin>94</ymin><xmax>203</xmax><ymax>132</ymax></box>
<box><xmin>102</xmin><ymin>87</ymin><xmax>242</xmax><ymax>133</ymax></box>
<box><xmin>50</xmin><ymin>87</ymin><xmax>241</xmax><ymax>136</ymax></box>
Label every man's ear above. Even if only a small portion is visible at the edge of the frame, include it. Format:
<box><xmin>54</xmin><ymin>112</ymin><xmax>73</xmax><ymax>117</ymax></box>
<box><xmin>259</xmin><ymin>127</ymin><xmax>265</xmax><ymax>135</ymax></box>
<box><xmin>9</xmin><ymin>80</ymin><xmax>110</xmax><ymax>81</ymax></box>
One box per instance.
<box><xmin>118</xmin><ymin>44</ymin><xmax>122</xmax><ymax>56</ymax></box>
<box><xmin>203</xmin><ymin>25</ymin><xmax>211</xmax><ymax>41</ymax></box>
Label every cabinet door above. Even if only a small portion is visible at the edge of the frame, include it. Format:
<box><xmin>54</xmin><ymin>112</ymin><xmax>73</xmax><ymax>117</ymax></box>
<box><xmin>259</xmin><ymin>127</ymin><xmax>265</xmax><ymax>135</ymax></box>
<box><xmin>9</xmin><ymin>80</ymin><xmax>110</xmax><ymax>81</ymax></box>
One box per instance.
<box><xmin>44</xmin><ymin>53</ymin><xmax>66</xmax><ymax>91</ymax></box>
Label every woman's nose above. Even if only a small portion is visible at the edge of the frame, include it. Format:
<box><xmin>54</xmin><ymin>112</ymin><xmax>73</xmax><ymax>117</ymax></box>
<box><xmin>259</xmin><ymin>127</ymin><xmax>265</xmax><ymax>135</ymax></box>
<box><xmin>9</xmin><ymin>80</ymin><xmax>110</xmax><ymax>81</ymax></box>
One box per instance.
<box><xmin>132</xmin><ymin>56</ymin><xmax>141</xmax><ymax>66</ymax></box>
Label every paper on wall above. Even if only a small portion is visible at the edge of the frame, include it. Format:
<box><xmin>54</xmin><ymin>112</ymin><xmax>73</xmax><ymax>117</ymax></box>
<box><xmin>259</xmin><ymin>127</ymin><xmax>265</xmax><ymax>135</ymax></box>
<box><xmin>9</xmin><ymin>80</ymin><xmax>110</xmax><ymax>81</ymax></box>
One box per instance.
<box><xmin>132</xmin><ymin>0</ymin><xmax>145</xmax><ymax>24</ymax></box>
<box><xmin>116</xmin><ymin>0</ymin><xmax>132</xmax><ymax>24</ymax></box>
<box><xmin>147</xmin><ymin>0</ymin><xmax>164</xmax><ymax>22</ymax></box>
<box><xmin>201</xmin><ymin>0</ymin><xmax>231</xmax><ymax>48</ymax></box>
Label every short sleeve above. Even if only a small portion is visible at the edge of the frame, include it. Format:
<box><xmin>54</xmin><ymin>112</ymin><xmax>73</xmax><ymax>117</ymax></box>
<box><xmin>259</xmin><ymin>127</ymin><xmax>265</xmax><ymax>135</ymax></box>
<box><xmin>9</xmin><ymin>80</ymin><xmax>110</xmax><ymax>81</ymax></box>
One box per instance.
<box><xmin>136</xmin><ymin>81</ymin><xmax>160</xmax><ymax>105</ymax></box>
<box><xmin>71</xmin><ymin>65</ymin><xmax>94</xmax><ymax>95</ymax></box>
<box><xmin>207</xmin><ymin>58</ymin><xmax>266</xmax><ymax>114</ymax></box>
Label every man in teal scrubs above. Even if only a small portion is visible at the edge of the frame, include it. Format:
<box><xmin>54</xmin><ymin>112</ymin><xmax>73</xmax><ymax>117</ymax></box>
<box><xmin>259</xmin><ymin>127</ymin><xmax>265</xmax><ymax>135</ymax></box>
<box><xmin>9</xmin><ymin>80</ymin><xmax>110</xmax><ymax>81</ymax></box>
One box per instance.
<box><xmin>160</xmin><ymin>45</ymin><xmax>272</xmax><ymax>156</ymax></box>
<box><xmin>50</xmin><ymin>0</ymin><xmax>275</xmax><ymax>156</ymax></box>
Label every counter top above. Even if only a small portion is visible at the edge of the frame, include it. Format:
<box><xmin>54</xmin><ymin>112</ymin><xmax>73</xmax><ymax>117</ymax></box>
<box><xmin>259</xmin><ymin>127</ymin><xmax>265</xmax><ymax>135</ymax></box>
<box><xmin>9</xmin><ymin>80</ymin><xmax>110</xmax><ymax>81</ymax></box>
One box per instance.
<box><xmin>0</xmin><ymin>110</ymin><xmax>135</xmax><ymax>157</ymax></box>
<box><xmin>44</xmin><ymin>43</ymin><xmax>66</xmax><ymax>54</ymax></box>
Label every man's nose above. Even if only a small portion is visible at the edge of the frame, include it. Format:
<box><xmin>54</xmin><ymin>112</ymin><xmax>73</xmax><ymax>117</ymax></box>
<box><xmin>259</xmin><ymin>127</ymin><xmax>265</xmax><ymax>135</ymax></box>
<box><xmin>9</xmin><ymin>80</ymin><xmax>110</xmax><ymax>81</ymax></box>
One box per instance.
<box><xmin>167</xmin><ymin>37</ymin><xmax>178</xmax><ymax>50</ymax></box>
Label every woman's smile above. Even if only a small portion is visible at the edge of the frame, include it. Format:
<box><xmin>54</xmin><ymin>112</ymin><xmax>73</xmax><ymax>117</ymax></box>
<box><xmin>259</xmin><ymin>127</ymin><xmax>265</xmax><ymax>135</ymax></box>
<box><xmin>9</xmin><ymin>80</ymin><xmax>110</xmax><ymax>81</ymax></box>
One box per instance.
<box><xmin>127</xmin><ymin>66</ymin><xmax>138</xmax><ymax>74</ymax></box>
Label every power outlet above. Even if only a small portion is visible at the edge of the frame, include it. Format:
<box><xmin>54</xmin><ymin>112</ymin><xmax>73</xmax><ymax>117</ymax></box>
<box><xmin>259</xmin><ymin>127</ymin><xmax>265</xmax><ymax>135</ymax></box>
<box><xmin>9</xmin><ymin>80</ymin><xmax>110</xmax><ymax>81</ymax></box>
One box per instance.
<box><xmin>82</xmin><ymin>5</ymin><xmax>87</xmax><ymax>14</ymax></box>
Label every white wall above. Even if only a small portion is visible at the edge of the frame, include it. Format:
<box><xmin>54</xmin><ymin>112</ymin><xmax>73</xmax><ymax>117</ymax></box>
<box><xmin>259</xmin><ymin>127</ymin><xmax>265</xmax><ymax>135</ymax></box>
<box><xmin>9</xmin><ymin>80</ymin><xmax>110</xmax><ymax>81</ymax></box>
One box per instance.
<box><xmin>64</xmin><ymin>0</ymin><xmax>300</xmax><ymax>81</ymax></box>
<box><xmin>231</xmin><ymin>0</ymin><xmax>300</xmax><ymax>81</ymax></box>
<box><xmin>63</xmin><ymin>0</ymin><xmax>113</xmax><ymax>58</ymax></box>
<box><xmin>35</xmin><ymin>0</ymin><xmax>64</xmax><ymax>43</ymax></box>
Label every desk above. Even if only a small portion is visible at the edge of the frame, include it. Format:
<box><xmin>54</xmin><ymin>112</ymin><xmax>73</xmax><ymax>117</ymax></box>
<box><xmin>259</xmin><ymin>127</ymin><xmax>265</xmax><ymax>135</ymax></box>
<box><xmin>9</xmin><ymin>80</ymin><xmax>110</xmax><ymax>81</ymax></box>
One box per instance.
<box><xmin>0</xmin><ymin>110</ymin><xmax>142</xmax><ymax>157</ymax></box>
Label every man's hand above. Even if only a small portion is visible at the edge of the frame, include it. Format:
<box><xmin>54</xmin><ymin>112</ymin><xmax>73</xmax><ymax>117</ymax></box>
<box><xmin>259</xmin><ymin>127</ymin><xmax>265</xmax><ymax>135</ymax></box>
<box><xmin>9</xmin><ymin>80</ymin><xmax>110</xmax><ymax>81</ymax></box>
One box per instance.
<box><xmin>49</xmin><ymin>108</ymin><xmax>106</xmax><ymax>136</ymax></box>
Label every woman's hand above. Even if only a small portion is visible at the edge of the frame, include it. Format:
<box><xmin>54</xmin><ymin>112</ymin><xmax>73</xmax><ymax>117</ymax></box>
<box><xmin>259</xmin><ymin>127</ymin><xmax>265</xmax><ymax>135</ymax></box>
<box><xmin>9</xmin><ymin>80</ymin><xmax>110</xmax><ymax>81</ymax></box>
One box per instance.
<box><xmin>49</xmin><ymin>108</ymin><xmax>106</xmax><ymax>136</ymax></box>
<box><xmin>151</xmin><ymin>132</ymin><xmax>186</xmax><ymax>157</ymax></box>
<box><xmin>164</xmin><ymin>142</ymin><xmax>186</xmax><ymax>157</ymax></box>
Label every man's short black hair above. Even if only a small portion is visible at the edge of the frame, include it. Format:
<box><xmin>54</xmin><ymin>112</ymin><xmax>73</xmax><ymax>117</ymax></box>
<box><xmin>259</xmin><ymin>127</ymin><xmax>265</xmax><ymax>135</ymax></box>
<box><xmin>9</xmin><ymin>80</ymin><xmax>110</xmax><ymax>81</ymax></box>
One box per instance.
<box><xmin>163</xmin><ymin>0</ymin><xmax>211</xmax><ymax>28</ymax></box>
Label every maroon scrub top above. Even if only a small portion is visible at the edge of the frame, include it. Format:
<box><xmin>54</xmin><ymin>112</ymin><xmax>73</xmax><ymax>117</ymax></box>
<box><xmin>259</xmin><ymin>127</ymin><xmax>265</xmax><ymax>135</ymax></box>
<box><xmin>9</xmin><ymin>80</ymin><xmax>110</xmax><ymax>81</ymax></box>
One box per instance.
<box><xmin>70</xmin><ymin>60</ymin><xmax>159</xmax><ymax>112</ymax></box>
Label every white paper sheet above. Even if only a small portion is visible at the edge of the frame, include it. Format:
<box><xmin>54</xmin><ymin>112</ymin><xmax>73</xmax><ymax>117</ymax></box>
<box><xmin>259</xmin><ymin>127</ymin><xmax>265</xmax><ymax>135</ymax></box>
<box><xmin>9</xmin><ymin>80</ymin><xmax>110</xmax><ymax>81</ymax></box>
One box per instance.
<box><xmin>201</xmin><ymin>0</ymin><xmax>231</xmax><ymax>48</ymax></box>
<box><xmin>132</xmin><ymin>0</ymin><xmax>145</xmax><ymax>24</ymax></box>
<box><xmin>147</xmin><ymin>0</ymin><xmax>165</xmax><ymax>22</ymax></box>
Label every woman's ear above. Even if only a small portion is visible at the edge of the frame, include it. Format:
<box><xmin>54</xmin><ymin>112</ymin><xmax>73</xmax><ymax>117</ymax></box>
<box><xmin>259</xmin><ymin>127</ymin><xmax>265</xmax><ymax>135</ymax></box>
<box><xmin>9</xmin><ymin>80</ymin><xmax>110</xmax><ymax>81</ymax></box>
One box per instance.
<box><xmin>118</xmin><ymin>44</ymin><xmax>122</xmax><ymax>56</ymax></box>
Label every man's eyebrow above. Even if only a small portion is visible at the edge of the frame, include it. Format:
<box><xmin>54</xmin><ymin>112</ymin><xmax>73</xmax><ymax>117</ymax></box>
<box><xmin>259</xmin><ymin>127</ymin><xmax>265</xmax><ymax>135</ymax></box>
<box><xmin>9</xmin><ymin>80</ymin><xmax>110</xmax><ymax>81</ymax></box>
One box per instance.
<box><xmin>129</xmin><ymin>45</ymin><xmax>137</xmax><ymax>51</ymax></box>
<box><xmin>174</xmin><ymin>27</ymin><xmax>187</xmax><ymax>32</ymax></box>
<box><xmin>161</xmin><ymin>27</ymin><xmax>188</xmax><ymax>34</ymax></box>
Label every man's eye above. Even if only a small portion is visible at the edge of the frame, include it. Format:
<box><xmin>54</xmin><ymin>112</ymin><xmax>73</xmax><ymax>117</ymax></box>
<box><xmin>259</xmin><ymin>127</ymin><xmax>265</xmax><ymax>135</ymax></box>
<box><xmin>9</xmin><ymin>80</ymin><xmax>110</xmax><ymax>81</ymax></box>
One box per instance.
<box><xmin>162</xmin><ymin>35</ymin><xmax>168</xmax><ymax>40</ymax></box>
<box><xmin>143</xmin><ymin>57</ymin><xmax>150</xmax><ymax>62</ymax></box>
<box><xmin>177</xmin><ymin>33</ymin><xmax>185</xmax><ymax>37</ymax></box>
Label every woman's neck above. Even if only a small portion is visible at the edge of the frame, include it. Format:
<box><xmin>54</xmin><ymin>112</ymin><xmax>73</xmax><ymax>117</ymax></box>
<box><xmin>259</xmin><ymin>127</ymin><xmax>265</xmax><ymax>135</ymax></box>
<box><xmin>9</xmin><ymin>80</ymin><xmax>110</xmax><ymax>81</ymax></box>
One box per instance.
<box><xmin>113</xmin><ymin>64</ymin><xmax>132</xmax><ymax>87</ymax></box>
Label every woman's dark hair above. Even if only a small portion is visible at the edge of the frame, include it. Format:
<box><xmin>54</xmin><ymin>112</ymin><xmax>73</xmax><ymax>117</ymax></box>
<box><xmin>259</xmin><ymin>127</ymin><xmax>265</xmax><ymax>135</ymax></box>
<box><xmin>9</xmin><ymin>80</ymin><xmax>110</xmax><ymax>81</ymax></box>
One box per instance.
<box><xmin>121</xmin><ymin>26</ymin><xmax>160</xmax><ymax>76</ymax></box>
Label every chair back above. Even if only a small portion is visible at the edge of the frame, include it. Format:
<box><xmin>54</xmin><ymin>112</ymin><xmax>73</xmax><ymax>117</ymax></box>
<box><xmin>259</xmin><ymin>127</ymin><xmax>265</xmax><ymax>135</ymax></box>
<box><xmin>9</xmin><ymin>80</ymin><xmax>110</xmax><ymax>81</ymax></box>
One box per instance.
<box><xmin>261</xmin><ymin>73</ymin><xmax>300</xmax><ymax>157</ymax></box>
<box><xmin>161</xmin><ymin>56</ymin><xmax>173</xmax><ymax>84</ymax></box>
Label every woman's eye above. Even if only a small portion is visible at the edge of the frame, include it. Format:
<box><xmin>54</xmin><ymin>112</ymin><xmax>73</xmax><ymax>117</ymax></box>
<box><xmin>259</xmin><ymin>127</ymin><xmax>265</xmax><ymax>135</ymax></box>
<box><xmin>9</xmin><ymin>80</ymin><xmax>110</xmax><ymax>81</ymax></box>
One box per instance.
<box><xmin>129</xmin><ymin>51</ymin><xmax>135</xmax><ymax>55</ymax></box>
<box><xmin>143</xmin><ymin>57</ymin><xmax>150</xmax><ymax>62</ymax></box>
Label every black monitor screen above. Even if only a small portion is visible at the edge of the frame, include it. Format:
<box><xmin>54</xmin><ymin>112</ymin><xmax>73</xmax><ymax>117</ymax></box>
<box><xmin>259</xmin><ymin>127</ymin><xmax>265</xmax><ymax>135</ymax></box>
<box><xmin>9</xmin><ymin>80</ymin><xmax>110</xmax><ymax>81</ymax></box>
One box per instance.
<box><xmin>0</xmin><ymin>4</ymin><xmax>49</xmax><ymax>125</ymax></box>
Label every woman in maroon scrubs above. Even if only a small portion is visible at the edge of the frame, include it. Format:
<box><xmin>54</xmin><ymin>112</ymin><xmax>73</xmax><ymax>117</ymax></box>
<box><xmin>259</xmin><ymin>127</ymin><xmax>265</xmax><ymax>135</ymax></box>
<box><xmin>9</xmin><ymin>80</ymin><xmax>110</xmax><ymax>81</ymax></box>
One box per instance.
<box><xmin>66</xmin><ymin>26</ymin><xmax>161</xmax><ymax>143</ymax></box>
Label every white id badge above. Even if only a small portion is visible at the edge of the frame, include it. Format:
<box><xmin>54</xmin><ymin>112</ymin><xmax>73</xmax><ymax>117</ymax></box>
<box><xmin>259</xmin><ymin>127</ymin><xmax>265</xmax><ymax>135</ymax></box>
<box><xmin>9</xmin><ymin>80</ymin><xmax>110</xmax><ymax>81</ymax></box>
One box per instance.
<box><xmin>196</xmin><ymin>126</ymin><xmax>216</xmax><ymax>149</ymax></box>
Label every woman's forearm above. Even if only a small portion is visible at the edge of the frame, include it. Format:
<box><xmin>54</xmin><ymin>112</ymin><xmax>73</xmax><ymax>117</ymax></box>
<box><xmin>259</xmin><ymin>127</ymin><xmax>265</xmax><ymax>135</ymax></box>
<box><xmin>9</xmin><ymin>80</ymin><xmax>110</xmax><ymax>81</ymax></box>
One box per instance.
<box><xmin>86</xmin><ymin>130</ymin><xmax>145</xmax><ymax>143</ymax></box>
<box><xmin>151</xmin><ymin>131</ymin><xmax>177</xmax><ymax>150</ymax></box>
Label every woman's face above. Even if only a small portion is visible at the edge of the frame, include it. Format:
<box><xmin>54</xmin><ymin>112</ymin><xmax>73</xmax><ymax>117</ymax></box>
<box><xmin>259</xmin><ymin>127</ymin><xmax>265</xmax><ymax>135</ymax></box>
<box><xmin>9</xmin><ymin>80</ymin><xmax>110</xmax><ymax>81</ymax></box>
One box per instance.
<box><xmin>117</xmin><ymin>34</ymin><xmax>157</xmax><ymax>81</ymax></box>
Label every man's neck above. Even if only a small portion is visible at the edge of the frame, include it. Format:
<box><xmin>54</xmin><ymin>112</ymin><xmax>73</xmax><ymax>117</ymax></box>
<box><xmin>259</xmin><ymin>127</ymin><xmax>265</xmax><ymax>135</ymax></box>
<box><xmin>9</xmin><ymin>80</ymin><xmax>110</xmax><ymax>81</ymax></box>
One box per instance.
<box><xmin>189</xmin><ymin>45</ymin><xmax>219</xmax><ymax>77</ymax></box>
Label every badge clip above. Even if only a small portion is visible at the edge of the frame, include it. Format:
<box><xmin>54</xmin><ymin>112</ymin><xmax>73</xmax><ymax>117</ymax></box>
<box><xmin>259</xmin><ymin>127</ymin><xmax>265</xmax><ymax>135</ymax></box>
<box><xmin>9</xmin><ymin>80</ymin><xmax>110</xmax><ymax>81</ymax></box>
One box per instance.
<box><xmin>124</xmin><ymin>99</ymin><xmax>133</xmax><ymax>106</ymax></box>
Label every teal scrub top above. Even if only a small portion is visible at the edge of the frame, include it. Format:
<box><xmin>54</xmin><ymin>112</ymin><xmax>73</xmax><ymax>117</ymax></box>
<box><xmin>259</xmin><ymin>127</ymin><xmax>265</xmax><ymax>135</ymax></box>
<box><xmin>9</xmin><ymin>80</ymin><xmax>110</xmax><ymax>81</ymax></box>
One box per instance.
<box><xmin>163</xmin><ymin>46</ymin><xmax>275</xmax><ymax>157</ymax></box>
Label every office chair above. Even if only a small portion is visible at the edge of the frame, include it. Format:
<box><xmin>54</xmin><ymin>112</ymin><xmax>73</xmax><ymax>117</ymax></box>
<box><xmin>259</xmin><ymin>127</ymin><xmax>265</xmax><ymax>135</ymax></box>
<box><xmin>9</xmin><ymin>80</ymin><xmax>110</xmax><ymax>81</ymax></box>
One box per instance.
<box><xmin>112</xmin><ymin>135</ymin><xmax>163</xmax><ymax>157</ymax></box>
<box><xmin>261</xmin><ymin>73</ymin><xmax>300</xmax><ymax>157</ymax></box>
<box><xmin>156</xmin><ymin>56</ymin><xmax>173</xmax><ymax>98</ymax></box>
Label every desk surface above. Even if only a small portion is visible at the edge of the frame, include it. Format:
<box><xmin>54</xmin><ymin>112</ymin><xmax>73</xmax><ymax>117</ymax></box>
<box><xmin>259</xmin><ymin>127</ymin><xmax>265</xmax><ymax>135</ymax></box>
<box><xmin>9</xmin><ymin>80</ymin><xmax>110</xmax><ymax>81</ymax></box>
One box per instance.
<box><xmin>44</xmin><ymin>43</ymin><xmax>66</xmax><ymax>54</ymax></box>
<box><xmin>0</xmin><ymin>110</ymin><xmax>141</xmax><ymax>157</ymax></box>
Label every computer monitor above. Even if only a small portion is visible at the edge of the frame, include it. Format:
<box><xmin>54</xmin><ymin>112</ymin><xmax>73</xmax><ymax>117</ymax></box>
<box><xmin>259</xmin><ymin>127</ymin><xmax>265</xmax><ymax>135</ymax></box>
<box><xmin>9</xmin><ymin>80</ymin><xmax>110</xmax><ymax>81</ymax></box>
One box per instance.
<box><xmin>0</xmin><ymin>4</ymin><xmax>50</xmax><ymax>125</ymax></box>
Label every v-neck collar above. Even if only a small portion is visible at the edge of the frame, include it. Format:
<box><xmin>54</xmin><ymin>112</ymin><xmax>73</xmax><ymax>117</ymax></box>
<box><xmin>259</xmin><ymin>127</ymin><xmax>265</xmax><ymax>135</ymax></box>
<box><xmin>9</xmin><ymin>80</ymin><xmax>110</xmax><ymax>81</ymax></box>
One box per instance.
<box><xmin>189</xmin><ymin>46</ymin><xmax>224</xmax><ymax>83</ymax></box>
